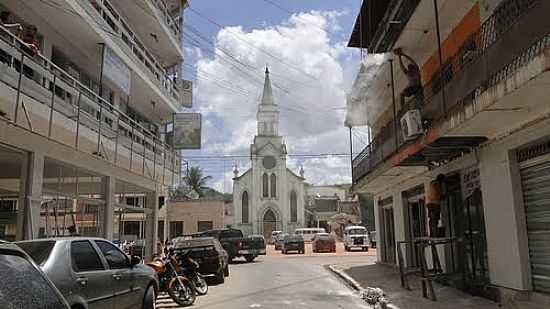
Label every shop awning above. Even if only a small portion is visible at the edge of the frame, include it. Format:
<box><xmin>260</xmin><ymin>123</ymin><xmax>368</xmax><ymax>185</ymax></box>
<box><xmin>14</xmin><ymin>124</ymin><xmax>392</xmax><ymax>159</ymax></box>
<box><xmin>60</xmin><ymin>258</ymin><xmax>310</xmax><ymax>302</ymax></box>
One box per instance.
<box><xmin>399</xmin><ymin>136</ymin><xmax>488</xmax><ymax>166</ymax></box>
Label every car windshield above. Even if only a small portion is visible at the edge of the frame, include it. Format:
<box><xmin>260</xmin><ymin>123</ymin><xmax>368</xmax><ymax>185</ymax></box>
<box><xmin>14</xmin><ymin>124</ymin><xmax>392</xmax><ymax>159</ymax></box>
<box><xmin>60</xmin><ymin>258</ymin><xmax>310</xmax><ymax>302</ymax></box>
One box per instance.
<box><xmin>15</xmin><ymin>241</ymin><xmax>55</xmax><ymax>266</ymax></box>
<box><xmin>285</xmin><ymin>235</ymin><xmax>302</xmax><ymax>242</ymax></box>
<box><xmin>318</xmin><ymin>235</ymin><xmax>332</xmax><ymax>240</ymax></box>
<box><xmin>347</xmin><ymin>229</ymin><xmax>367</xmax><ymax>235</ymax></box>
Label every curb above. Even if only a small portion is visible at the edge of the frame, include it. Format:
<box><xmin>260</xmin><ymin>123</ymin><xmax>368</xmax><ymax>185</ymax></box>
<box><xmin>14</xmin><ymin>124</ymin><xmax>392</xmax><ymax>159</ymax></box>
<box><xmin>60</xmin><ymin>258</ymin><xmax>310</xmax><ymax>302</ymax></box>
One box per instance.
<box><xmin>326</xmin><ymin>264</ymin><xmax>364</xmax><ymax>292</ymax></box>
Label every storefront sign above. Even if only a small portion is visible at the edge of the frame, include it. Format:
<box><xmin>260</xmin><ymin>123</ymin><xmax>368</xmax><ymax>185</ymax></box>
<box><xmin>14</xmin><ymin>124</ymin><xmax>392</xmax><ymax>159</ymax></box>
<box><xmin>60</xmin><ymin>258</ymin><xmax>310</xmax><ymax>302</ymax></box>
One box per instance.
<box><xmin>102</xmin><ymin>46</ymin><xmax>131</xmax><ymax>95</ymax></box>
<box><xmin>173</xmin><ymin>113</ymin><xmax>201</xmax><ymax>149</ymax></box>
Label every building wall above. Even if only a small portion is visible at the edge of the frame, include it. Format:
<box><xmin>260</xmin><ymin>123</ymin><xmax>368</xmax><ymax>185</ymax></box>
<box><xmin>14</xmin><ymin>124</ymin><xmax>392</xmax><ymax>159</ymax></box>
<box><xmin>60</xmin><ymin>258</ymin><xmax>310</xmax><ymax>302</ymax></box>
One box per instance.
<box><xmin>161</xmin><ymin>199</ymin><xmax>225</xmax><ymax>236</ymax></box>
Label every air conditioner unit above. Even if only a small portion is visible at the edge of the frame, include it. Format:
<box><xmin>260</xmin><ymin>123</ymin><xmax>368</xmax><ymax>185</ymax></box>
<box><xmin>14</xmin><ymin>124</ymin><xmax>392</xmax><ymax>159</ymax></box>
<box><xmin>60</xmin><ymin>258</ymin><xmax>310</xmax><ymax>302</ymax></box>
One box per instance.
<box><xmin>400</xmin><ymin>109</ymin><xmax>423</xmax><ymax>141</ymax></box>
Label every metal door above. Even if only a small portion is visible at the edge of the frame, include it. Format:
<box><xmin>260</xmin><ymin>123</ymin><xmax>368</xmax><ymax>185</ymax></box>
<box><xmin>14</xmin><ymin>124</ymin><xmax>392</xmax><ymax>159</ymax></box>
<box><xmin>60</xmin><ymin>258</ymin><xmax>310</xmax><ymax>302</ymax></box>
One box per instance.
<box><xmin>382</xmin><ymin>207</ymin><xmax>396</xmax><ymax>264</ymax></box>
<box><xmin>520</xmin><ymin>157</ymin><xmax>550</xmax><ymax>293</ymax></box>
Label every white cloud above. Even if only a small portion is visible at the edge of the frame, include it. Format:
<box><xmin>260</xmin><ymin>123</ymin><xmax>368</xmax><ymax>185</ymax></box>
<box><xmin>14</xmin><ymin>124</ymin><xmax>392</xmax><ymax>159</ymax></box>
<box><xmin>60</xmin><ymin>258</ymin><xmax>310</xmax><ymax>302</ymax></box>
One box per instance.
<box><xmin>194</xmin><ymin>10</ymin><xmax>359</xmax><ymax>192</ymax></box>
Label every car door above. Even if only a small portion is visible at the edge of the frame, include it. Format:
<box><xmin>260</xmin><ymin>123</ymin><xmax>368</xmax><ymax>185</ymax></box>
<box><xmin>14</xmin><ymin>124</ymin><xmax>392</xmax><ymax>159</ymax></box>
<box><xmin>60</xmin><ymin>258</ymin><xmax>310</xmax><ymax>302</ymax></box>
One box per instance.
<box><xmin>94</xmin><ymin>240</ymin><xmax>139</xmax><ymax>309</ymax></box>
<box><xmin>70</xmin><ymin>240</ymin><xmax>113</xmax><ymax>309</ymax></box>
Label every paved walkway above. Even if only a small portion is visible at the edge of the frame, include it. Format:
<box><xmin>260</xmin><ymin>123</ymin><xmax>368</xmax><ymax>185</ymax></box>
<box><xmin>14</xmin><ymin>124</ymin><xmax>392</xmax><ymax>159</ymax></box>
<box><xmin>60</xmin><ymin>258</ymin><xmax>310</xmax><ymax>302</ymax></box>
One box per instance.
<box><xmin>331</xmin><ymin>262</ymin><xmax>500</xmax><ymax>309</ymax></box>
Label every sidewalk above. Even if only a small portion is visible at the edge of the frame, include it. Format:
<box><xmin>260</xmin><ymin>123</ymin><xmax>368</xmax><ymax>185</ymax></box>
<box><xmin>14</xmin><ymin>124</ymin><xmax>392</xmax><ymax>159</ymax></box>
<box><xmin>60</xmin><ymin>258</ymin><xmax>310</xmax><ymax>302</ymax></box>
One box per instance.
<box><xmin>330</xmin><ymin>261</ymin><xmax>500</xmax><ymax>309</ymax></box>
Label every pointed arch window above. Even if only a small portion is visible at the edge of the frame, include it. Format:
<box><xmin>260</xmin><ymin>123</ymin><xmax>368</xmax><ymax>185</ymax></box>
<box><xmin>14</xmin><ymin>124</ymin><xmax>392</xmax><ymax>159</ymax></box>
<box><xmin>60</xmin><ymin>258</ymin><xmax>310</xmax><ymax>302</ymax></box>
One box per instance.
<box><xmin>270</xmin><ymin>173</ymin><xmax>277</xmax><ymax>197</ymax></box>
<box><xmin>242</xmin><ymin>191</ymin><xmax>249</xmax><ymax>223</ymax></box>
<box><xmin>290</xmin><ymin>190</ymin><xmax>298</xmax><ymax>222</ymax></box>
<box><xmin>262</xmin><ymin>173</ymin><xmax>269</xmax><ymax>197</ymax></box>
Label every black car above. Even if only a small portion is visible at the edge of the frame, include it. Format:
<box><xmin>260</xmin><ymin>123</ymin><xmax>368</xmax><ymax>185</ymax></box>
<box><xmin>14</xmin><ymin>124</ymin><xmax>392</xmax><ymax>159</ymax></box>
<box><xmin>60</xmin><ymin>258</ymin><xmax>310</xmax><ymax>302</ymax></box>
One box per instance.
<box><xmin>199</xmin><ymin>228</ymin><xmax>265</xmax><ymax>262</ymax></box>
<box><xmin>173</xmin><ymin>237</ymin><xmax>229</xmax><ymax>284</ymax></box>
<box><xmin>282</xmin><ymin>234</ymin><xmax>305</xmax><ymax>254</ymax></box>
<box><xmin>0</xmin><ymin>242</ymin><xmax>71</xmax><ymax>309</ymax></box>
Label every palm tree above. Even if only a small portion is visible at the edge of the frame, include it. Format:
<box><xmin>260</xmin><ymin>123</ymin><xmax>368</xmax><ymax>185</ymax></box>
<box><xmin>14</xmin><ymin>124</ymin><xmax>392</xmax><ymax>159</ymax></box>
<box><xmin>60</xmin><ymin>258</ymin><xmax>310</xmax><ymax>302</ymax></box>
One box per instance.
<box><xmin>183</xmin><ymin>166</ymin><xmax>212</xmax><ymax>197</ymax></box>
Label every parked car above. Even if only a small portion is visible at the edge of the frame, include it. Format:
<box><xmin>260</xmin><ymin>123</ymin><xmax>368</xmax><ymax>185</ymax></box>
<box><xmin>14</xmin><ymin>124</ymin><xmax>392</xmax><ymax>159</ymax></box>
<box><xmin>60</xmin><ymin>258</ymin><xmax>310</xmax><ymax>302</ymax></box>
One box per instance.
<box><xmin>274</xmin><ymin>233</ymin><xmax>289</xmax><ymax>250</ymax></box>
<box><xmin>15</xmin><ymin>237</ymin><xmax>158</xmax><ymax>309</ymax></box>
<box><xmin>295</xmin><ymin>227</ymin><xmax>326</xmax><ymax>242</ymax></box>
<box><xmin>312</xmin><ymin>233</ymin><xmax>336</xmax><ymax>253</ymax></box>
<box><xmin>0</xmin><ymin>242</ymin><xmax>71</xmax><ymax>309</ymax></box>
<box><xmin>269</xmin><ymin>230</ymin><xmax>282</xmax><ymax>244</ymax></box>
<box><xmin>173</xmin><ymin>237</ymin><xmax>229</xmax><ymax>284</ymax></box>
<box><xmin>370</xmin><ymin>231</ymin><xmax>377</xmax><ymax>248</ymax></box>
<box><xmin>343</xmin><ymin>225</ymin><xmax>370</xmax><ymax>251</ymax></box>
<box><xmin>282</xmin><ymin>234</ymin><xmax>305</xmax><ymax>254</ymax></box>
<box><xmin>199</xmin><ymin>228</ymin><xmax>265</xmax><ymax>262</ymax></box>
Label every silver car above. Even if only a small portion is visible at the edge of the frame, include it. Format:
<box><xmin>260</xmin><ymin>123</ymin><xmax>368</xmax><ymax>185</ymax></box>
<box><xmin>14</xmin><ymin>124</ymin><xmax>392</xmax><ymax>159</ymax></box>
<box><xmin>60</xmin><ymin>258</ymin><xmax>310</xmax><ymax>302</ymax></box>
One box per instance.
<box><xmin>16</xmin><ymin>237</ymin><xmax>158</xmax><ymax>309</ymax></box>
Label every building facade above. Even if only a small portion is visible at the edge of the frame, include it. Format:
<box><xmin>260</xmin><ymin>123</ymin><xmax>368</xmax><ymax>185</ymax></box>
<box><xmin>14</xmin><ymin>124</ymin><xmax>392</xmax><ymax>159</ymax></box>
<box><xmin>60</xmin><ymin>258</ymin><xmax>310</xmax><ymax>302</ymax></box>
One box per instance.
<box><xmin>0</xmin><ymin>0</ymin><xmax>189</xmax><ymax>260</ymax></box>
<box><xmin>232</xmin><ymin>68</ymin><xmax>306</xmax><ymax>238</ymax></box>
<box><xmin>349</xmin><ymin>0</ymin><xmax>550</xmax><ymax>306</ymax></box>
<box><xmin>158</xmin><ymin>198</ymin><xmax>225</xmax><ymax>239</ymax></box>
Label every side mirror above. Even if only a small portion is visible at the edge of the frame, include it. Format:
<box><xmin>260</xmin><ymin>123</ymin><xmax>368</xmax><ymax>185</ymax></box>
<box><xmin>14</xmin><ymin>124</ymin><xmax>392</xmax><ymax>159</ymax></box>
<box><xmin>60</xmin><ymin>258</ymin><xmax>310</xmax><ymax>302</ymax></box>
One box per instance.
<box><xmin>130</xmin><ymin>256</ymin><xmax>141</xmax><ymax>266</ymax></box>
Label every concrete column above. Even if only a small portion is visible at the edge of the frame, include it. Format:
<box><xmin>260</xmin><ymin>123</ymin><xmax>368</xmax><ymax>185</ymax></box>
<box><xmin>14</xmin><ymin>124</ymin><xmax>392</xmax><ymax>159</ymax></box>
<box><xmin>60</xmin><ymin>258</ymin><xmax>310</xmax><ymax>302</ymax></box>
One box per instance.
<box><xmin>164</xmin><ymin>198</ymin><xmax>170</xmax><ymax>242</ymax></box>
<box><xmin>101</xmin><ymin>176</ymin><xmax>115</xmax><ymax>240</ymax></box>
<box><xmin>373</xmin><ymin>197</ymin><xmax>382</xmax><ymax>262</ymax></box>
<box><xmin>16</xmin><ymin>152</ymin><xmax>45</xmax><ymax>240</ymax></box>
<box><xmin>144</xmin><ymin>190</ymin><xmax>159</xmax><ymax>261</ymax></box>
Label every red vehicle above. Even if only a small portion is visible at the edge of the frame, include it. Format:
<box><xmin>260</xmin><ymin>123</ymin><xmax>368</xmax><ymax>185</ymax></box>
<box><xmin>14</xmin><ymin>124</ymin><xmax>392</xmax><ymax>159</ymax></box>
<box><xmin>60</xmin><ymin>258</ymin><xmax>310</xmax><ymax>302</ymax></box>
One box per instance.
<box><xmin>312</xmin><ymin>233</ymin><xmax>336</xmax><ymax>253</ymax></box>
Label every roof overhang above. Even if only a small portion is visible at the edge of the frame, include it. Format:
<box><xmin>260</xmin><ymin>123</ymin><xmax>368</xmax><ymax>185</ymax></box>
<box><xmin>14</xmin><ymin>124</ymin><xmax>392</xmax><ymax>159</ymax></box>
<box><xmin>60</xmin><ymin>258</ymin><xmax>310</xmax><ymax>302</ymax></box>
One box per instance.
<box><xmin>398</xmin><ymin>136</ymin><xmax>487</xmax><ymax>166</ymax></box>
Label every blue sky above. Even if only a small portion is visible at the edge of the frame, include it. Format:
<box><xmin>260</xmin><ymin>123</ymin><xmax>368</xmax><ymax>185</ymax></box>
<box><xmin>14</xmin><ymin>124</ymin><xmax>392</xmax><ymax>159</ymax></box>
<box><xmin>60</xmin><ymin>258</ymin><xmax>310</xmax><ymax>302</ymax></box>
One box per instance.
<box><xmin>180</xmin><ymin>0</ymin><xmax>367</xmax><ymax>192</ymax></box>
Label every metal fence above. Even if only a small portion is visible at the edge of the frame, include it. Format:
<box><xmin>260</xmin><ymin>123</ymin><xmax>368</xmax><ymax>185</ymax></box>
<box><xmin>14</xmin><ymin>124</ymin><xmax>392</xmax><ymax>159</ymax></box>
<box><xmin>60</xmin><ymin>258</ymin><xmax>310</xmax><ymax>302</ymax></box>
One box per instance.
<box><xmin>0</xmin><ymin>26</ymin><xmax>181</xmax><ymax>185</ymax></box>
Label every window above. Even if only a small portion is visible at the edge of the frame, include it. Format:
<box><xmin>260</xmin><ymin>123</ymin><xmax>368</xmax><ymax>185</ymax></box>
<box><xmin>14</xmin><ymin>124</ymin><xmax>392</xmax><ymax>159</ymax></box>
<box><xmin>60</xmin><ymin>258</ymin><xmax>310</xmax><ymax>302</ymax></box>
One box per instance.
<box><xmin>71</xmin><ymin>241</ymin><xmax>104</xmax><ymax>272</ymax></box>
<box><xmin>95</xmin><ymin>240</ymin><xmax>128</xmax><ymax>269</ymax></box>
<box><xmin>0</xmin><ymin>254</ymin><xmax>68</xmax><ymax>309</ymax></box>
<box><xmin>15</xmin><ymin>241</ymin><xmax>55</xmax><ymax>266</ymax></box>
<box><xmin>270</xmin><ymin>173</ymin><xmax>277</xmax><ymax>197</ymax></box>
<box><xmin>290</xmin><ymin>190</ymin><xmax>298</xmax><ymax>223</ymax></box>
<box><xmin>242</xmin><ymin>191</ymin><xmax>249</xmax><ymax>223</ymax></box>
<box><xmin>158</xmin><ymin>220</ymin><xmax>164</xmax><ymax>241</ymax></box>
<box><xmin>170</xmin><ymin>221</ymin><xmax>184</xmax><ymax>237</ymax></box>
<box><xmin>197</xmin><ymin>221</ymin><xmax>213</xmax><ymax>232</ymax></box>
<box><xmin>262</xmin><ymin>173</ymin><xmax>269</xmax><ymax>197</ymax></box>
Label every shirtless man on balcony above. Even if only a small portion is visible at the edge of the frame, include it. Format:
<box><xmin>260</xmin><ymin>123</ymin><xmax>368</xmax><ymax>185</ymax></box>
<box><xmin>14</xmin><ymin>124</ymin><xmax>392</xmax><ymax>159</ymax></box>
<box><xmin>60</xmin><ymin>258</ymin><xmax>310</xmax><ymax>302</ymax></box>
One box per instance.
<box><xmin>394</xmin><ymin>48</ymin><xmax>423</xmax><ymax>111</ymax></box>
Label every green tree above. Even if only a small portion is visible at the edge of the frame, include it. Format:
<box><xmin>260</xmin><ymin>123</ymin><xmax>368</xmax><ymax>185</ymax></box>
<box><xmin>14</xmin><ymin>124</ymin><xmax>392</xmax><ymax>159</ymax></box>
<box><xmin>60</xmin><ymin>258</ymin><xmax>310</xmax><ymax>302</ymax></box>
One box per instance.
<box><xmin>183</xmin><ymin>166</ymin><xmax>212</xmax><ymax>197</ymax></box>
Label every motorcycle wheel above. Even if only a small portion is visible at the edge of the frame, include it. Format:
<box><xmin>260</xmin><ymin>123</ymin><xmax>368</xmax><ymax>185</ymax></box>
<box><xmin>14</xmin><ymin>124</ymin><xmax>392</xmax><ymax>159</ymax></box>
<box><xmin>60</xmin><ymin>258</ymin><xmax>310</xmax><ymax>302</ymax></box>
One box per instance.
<box><xmin>194</xmin><ymin>275</ymin><xmax>208</xmax><ymax>296</ymax></box>
<box><xmin>167</xmin><ymin>276</ymin><xmax>196</xmax><ymax>307</ymax></box>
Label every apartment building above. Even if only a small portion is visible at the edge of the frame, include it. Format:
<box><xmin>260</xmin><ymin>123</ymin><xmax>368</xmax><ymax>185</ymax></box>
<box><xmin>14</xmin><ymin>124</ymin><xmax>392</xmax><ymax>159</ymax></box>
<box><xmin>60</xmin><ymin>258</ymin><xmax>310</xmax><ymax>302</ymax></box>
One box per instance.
<box><xmin>348</xmin><ymin>0</ymin><xmax>550</xmax><ymax>305</ymax></box>
<box><xmin>0</xmin><ymin>0</ymin><xmax>188</xmax><ymax>260</ymax></box>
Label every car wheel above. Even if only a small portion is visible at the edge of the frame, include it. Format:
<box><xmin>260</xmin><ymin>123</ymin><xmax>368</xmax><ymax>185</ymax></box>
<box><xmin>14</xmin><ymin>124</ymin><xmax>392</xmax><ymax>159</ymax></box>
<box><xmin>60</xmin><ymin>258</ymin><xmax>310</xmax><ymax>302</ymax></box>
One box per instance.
<box><xmin>142</xmin><ymin>284</ymin><xmax>156</xmax><ymax>309</ymax></box>
<box><xmin>224</xmin><ymin>264</ymin><xmax>229</xmax><ymax>277</ymax></box>
<box><xmin>245</xmin><ymin>255</ymin><xmax>255</xmax><ymax>263</ymax></box>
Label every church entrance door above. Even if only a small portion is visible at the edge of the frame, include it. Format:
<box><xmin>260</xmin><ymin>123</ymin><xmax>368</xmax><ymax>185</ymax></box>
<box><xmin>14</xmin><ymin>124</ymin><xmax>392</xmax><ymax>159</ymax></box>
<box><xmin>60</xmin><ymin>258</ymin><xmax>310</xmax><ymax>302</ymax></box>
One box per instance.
<box><xmin>263</xmin><ymin>209</ymin><xmax>277</xmax><ymax>240</ymax></box>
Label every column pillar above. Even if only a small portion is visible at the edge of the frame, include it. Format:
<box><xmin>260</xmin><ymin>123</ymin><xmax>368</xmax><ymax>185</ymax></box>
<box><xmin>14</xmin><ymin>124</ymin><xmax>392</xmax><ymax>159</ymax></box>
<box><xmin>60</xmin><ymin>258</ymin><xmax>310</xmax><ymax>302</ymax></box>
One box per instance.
<box><xmin>101</xmin><ymin>176</ymin><xmax>115</xmax><ymax>240</ymax></box>
<box><xmin>144</xmin><ymin>190</ymin><xmax>159</xmax><ymax>261</ymax></box>
<box><xmin>164</xmin><ymin>198</ymin><xmax>170</xmax><ymax>242</ymax></box>
<box><xmin>16</xmin><ymin>151</ymin><xmax>45</xmax><ymax>240</ymax></box>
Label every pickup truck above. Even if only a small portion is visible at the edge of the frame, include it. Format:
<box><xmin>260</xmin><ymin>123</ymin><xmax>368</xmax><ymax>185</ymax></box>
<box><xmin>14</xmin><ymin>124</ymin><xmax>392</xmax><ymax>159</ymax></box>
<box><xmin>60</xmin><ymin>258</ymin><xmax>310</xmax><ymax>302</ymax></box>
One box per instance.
<box><xmin>199</xmin><ymin>228</ymin><xmax>266</xmax><ymax>262</ymax></box>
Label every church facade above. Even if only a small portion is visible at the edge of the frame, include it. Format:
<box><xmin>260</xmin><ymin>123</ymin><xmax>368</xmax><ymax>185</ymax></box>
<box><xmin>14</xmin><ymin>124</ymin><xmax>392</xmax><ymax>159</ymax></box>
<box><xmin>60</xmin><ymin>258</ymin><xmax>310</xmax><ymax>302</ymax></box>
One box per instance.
<box><xmin>232</xmin><ymin>68</ymin><xmax>306</xmax><ymax>238</ymax></box>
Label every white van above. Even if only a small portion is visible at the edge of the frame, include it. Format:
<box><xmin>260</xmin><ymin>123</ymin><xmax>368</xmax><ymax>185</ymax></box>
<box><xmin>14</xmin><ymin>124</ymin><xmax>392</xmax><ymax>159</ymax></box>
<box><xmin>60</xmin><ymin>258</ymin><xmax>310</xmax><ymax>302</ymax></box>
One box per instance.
<box><xmin>343</xmin><ymin>226</ymin><xmax>369</xmax><ymax>251</ymax></box>
<box><xmin>295</xmin><ymin>228</ymin><xmax>326</xmax><ymax>242</ymax></box>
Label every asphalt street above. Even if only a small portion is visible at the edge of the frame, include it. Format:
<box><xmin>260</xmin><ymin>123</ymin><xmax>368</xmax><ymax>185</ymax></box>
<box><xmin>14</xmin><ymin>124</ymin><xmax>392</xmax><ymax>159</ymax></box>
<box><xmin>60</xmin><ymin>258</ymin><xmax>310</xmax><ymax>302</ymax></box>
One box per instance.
<box><xmin>157</xmin><ymin>254</ymin><xmax>374</xmax><ymax>309</ymax></box>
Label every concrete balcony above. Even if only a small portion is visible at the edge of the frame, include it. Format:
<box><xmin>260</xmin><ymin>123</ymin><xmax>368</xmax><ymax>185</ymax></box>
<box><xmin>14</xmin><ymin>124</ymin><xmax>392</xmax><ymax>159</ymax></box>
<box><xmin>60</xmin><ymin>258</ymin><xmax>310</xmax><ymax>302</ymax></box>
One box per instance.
<box><xmin>0</xmin><ymin>29</ymin><xmax>181</xmax><ymax>187</ymax></box>
<box><xmin>353</xmin><ymin>0</ymin><xmax>550</xmax><ymax>192</ymax></box>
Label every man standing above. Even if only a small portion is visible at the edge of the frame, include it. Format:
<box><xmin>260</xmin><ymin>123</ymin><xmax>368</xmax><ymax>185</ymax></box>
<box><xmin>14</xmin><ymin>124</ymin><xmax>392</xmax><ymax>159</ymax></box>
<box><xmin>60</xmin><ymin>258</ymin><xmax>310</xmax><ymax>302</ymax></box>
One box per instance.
<box><xmin>394</xmin><ymin>48</ymin><xmax>423</xmax><ymax>111</ymax></box>
<box><xmin>426</xmin><ymin>174</ymin><xmax>445</xmax><ymax>237</ymax></box>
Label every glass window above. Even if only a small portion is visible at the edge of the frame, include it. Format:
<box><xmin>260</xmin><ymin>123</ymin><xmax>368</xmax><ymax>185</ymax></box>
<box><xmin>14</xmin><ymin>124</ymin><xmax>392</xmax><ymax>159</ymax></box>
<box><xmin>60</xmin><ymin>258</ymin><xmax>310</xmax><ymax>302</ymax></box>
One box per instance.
<box><xmin>197</xmin><ymin>221</ymin><xmax>213</xmax><ymax>232</ymax></box>
<box><xmin>170</xmin><ymin>221</ymin><xmax>184</xmax><ymax>237</ymax></box>
<box><xmin>0</xmin><ymin>253</ymin><xmax>68</xmax><ymax>309</ymax></box>
<box><xmin>221</xmin><ymin>229</ymin><xmax>243</xmax><ymax>239</ymax></box>
<box><xmin>71</xmin><ymin>241</ymin><xmax>104</xmax><ymax>272</ymax></box>
<box><xmin>262</xmin><ymin>173</ymin><xmax>269</xmax><ymax>197</ymax></box>
<box><xmin>15</xmin><ymin>241</ymin><xmax>55</xmax><ymax>266</ymax></box>
<box><xmin>270</xmin><ymin>174</ymin><xmax>277</xmax><ymax>197</ymax></box>
<box><xmin>95</xmin><ymin>241</ymin><xmax>128</xmax><ymax>269</ymax></box>
<box><xmin>242</xmin><ymin>191</ymin><xmax>249</xmax><ymax>223</ymax></box>
<box><xmin>290</xmin><ymin>191</ymin><xmax>298</xmax><ymax>222</ymax></box>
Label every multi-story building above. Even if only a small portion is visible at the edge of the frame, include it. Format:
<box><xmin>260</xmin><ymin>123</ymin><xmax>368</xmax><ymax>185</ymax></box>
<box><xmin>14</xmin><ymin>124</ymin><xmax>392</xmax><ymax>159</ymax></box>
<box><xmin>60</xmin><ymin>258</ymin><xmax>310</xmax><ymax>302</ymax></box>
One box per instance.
<box><xmin>349</xmin><ymin>0</ymin><xmax>550</xmax><ymax>305</ymax></box>
<box><xmin>0</xmin><ymin>0</ymin><xmax>189</xmax><ymax>260</ymax></box>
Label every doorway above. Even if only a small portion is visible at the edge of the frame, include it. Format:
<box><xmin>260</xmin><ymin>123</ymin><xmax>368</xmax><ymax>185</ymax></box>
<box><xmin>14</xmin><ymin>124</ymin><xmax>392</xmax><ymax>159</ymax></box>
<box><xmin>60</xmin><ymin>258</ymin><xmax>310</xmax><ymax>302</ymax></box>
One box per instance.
<box><xmin>263</xmin><ymin>209</ymin><xmax>277</xmax><ymax>240</ymax></box>
<box><xmin>381</xmin><ymin>206</ymin><xmax>396</xmax><ymax>264</ymax></box>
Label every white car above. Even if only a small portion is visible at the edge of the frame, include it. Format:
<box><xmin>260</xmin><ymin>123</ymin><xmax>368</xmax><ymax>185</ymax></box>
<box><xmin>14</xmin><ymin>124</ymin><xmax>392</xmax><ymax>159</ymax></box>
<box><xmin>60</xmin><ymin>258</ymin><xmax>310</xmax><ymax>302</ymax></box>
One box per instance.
<box><xmin>343</xmin><ymin>226</ymin><xmax>369</xmax><ymax>251</ymax></box>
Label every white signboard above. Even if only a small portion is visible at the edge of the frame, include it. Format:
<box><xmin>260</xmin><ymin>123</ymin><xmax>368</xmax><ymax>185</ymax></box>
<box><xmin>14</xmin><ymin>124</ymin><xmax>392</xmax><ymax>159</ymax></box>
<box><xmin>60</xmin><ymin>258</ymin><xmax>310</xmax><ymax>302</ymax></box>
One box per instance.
<box><xmin>102</xmin><ymin>46</ymin><xmax>131</xmax><ymax>95</ymax></box>
<box><xmin>173</xmin><ymin>113</ymin><xmax>201</xmax><ymax>150</ymax></box>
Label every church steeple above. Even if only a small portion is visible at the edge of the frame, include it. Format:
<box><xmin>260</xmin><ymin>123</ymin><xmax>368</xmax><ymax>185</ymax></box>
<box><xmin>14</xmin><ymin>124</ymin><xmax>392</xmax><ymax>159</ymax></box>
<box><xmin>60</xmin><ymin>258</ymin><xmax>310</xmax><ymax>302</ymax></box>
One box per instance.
<box><xmin>260</xmin><ymin>66</ymin><xmax>275</xmax><ymax>106</ymax></box>
<box><xmin>257</xmin><ymin>66</ymin><xmax>279</xmax><ymax>136</ymax></box>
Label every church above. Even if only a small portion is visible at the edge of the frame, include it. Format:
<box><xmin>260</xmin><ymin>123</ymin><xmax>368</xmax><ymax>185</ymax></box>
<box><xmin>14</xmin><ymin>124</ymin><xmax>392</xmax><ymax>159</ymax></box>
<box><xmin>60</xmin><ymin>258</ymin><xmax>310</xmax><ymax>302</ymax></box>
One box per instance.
<box><xmin>232</xmin><ymin>68</ymin><xmax>306</xmax><ymax>238</ymax></box>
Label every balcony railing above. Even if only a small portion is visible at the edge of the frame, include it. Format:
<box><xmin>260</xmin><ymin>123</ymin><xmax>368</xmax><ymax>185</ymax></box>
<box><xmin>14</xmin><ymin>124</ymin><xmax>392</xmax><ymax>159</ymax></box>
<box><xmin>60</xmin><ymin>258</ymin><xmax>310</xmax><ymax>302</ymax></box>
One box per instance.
<box><xmin>88</xmin><ymin>0</ymin><xmax>182</xmax><ymax>105</ymax></box>
<box><xmin>352</xmin><ymin>0</ymin><xmax>550</xmax><ymax>183</ymax></box>
<box><xmin>149</xmin><ymin>0</ymin><xmax>182</xmax><ymax>41</ymax></box>
<box><xmin>0</xmin><ymin>26</ymin><xmax>181</xmax><ymax>185</ymax></box>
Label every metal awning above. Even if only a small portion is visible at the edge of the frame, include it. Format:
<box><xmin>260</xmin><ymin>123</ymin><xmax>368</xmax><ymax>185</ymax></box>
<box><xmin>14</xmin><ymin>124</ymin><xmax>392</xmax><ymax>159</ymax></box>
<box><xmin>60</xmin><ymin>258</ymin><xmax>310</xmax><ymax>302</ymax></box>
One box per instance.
<box><xmin>399</xmin><ymin>136</ymin><xmax>487</xmax><ymax>166</ymax></box>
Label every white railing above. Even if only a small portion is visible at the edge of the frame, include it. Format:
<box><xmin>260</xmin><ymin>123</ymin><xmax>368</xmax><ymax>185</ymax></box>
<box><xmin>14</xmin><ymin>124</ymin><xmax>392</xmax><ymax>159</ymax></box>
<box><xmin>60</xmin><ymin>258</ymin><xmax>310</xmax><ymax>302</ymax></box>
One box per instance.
<box><xmin>87</xmin><ymin>0</ymin><xmax>182</xmax><ymax>105</ymax></box>
<box><xmin>149</xmin><ymin>0</ymin><xmax>182</xmax><ymax>41</ymax></box>
<box><xmin>0</xmin><ymin>26</ymin><xmax>181</xmax><ymax>185</ymax></box>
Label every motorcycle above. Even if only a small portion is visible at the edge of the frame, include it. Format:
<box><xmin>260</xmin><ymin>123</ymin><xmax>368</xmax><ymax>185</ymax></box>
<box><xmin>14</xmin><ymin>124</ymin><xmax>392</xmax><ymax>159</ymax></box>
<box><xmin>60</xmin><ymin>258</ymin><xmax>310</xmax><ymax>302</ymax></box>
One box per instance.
<box><xmin>146</xmin><ymin>250</ymin><xmax>196</xmax><ymax>306</ymax></box>
<box><xmin>177</xmin><ymin>250</ymin><xmax>208</xmax><ymax>296</ymax></box>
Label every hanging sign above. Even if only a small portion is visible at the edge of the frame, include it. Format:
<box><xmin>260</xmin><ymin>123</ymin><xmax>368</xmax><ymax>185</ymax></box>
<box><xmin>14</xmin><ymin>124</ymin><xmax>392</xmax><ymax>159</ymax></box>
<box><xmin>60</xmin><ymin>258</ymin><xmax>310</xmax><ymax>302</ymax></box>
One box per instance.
<box><xmin>173</xmin><ymin>113</ymin><xmax>201</xmax><ymax>149</ymax></box>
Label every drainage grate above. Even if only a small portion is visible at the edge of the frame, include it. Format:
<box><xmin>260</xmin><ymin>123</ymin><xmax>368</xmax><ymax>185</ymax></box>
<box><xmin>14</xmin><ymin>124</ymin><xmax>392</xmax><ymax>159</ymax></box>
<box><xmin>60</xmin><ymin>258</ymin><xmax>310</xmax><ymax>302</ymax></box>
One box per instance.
<box><xmin>516</xmin><ymin>139</ymin><xmax>550</xmax><ymax>162</ymax></box>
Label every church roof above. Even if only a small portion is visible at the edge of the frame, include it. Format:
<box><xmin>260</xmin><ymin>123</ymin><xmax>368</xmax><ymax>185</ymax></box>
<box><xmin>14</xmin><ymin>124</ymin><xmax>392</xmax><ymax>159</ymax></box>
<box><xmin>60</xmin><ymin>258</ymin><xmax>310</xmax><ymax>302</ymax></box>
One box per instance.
<box><xmin>260</xmin><ymin>66</ymin><xmax>275</xmax><ymax>106</ymax></box>
<box><xmin>287</xmin><ymin>167</ymin><xmax>305</xmax><ymax>180</ymax></box>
